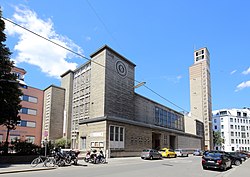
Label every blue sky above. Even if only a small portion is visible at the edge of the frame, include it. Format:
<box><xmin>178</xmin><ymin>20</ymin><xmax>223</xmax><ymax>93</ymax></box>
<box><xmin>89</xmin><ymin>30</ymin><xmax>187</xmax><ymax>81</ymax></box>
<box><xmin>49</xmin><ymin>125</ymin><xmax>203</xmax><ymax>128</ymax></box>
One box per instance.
<box><xmin>1</xmin><ymin>0</ymin><xmax>250</xmax><ymax>112</ymax></box>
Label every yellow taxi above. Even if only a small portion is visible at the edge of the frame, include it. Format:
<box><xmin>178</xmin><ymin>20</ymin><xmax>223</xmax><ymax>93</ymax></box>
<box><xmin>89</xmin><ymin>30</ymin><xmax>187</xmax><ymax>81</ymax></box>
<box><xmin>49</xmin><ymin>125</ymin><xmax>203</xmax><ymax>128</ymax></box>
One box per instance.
<box><xmin>159</xmin><ymin>148</ymin><xmax>177</xmax><ymax>158</ymax></box>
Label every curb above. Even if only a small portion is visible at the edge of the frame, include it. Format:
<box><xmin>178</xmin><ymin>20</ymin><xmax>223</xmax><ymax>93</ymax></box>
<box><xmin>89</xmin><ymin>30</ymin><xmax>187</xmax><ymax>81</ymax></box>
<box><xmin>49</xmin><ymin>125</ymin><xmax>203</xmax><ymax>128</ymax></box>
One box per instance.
<box><xmin>0</xmin><ymin>167</ymin><xmax>57</xmax><ymax>174</ymax></box>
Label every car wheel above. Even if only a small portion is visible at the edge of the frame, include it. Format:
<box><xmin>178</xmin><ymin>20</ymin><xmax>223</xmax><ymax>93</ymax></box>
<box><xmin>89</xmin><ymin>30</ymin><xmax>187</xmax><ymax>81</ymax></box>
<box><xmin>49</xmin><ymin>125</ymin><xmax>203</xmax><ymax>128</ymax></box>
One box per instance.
<box><xmin>202</xmin><ymin>166</ymin><xmax>207</xmax><ymax>170</ymax></box>
<box><xmin>150</xmin><ymin>156</ymin><xmax>153</xmax><ymax>160</ymax></box>
<box><xmin>174</xmin><ymin>154</ymin><xmax>177</xmax><ymax>158</ymax></box>
<box><xmin>141</xmin><ymin>157</ymin><xmax>145</xmax><ymax>160</ymax></box>
<box><xmin>186</xmin><ymin>154</ymin><xmax>189</xmax><ymax>157</ymax></box>
<box><xmin>235</xmin><ymin>160</ymin><xmax>241</xmax><ymax>166</ymax></box>
<box><xmin>167</xmin><ymin>154</ymin><xmax>170</xmax><ymax>158</ymax></box>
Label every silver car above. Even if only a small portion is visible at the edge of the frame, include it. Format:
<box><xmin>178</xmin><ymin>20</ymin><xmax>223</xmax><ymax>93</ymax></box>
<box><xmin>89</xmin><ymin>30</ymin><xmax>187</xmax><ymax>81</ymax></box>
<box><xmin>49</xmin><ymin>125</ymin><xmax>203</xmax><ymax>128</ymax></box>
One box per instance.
<box><xmin>141</xmin><ymin>149</ymin><xmax>162</xmax><ymax>160</ymax></box>
<box><xmin>175</xmin><ymin>149</ymin><xmax>189</xmax><ymax>157</ymax></box>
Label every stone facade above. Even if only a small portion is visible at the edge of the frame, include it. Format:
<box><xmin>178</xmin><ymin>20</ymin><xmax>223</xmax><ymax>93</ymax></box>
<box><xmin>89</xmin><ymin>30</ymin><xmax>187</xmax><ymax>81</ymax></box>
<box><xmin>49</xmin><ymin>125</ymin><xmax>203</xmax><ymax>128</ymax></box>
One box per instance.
<box><xmin>42</xmin><ymin>85</ymin><xmax>65</xmax><ymax>142</ymax></box>
<box><xmin>60</xmin><ymin>70</ymin><xmax>74</xmax><ymax>141</ymax></box>
<box><xmin>58</xmin><ymin>45</ymin><xmax>202</xmax><ymax>157</ymax></box>
<box><xmin>189</xmin><ymin>47</ymin><xmax>213</xmax><ymax>150</ymax></box>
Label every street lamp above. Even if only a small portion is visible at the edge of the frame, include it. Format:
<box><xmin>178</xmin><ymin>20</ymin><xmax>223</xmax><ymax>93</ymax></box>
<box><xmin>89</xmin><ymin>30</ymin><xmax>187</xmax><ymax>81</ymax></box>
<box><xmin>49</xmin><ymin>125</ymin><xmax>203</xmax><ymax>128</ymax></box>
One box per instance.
<box><xmin>134</xmin><ymin>82</ymin><xmax>146</xmax><ymax>89</ymax></box>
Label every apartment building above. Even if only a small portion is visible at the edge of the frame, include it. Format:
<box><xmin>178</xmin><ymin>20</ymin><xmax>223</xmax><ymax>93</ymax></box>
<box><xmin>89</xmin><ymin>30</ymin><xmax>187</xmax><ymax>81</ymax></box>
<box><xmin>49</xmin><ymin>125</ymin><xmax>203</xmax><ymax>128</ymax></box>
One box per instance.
<box><xmin>213</xmin><ymin>108</ymin><xmax>250</xmax><ymax>152</ymax></box>
<box><xmin>0</xmin><ymin>67</ymin><xmax>44</xmax><ymax>146</ymax></box>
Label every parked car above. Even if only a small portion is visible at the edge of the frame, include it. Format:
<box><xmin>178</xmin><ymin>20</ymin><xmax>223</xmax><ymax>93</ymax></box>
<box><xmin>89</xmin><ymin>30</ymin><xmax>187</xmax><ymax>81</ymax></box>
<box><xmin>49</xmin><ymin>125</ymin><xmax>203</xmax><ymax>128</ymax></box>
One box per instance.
<box><xmin>174</xmin><ymin>149</ymin><xmax>189</xmax><ymax>157</ymax></box>
<box><xmin>209</xmin><ymin>151</ymin><xmax>242</xmax><ymax>166</ymax></box>
<box><xmin>228</xmin><ymin>152</ymin><xmax>247</xmax><ymax>162</ymax></box>
<box><xmin>239</xmin><ymin>151</ymin><xmax>250</xmax><ymax>158</ymax></box>
<box><xmin>159</xmin><ymin>148</ymin><xmax>177</xmax><ymax>158</ymax></box>
<box><xmin>141</xmin><ymin>149</ymin><xmax>162</xmax><ymax>160</ymax></box>
<box><xmin>193</xmin><ymin>149</ymin><xmax>203</xmax><ymax>156</ymax></box>
<box><xmin>202</xmin><ymin>151</ymin><xmax>232</xmax><ymax>171</ymax></box>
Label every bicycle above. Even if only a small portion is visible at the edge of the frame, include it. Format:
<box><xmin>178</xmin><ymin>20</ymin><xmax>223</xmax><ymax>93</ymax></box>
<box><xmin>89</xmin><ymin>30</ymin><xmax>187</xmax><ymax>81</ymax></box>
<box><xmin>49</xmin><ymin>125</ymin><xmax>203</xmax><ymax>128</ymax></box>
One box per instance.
<box><xmin>31</xmin><ymin>156</ymin><xmax>56</xmax><ymax>167</ymax></box>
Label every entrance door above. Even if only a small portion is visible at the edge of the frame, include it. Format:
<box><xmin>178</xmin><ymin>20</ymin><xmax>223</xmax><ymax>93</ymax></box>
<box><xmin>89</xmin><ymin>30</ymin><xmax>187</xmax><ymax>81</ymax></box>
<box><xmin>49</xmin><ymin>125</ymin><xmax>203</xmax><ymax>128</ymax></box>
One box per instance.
<box><xmin>152</xmin><ymin>132</ymin><xmax>161</xmax><ymax>150</ymax></box>
<box><xmin>169</xmin><ymin>135</ymin><xmax>176</xmax><ymax>150</ymax></box>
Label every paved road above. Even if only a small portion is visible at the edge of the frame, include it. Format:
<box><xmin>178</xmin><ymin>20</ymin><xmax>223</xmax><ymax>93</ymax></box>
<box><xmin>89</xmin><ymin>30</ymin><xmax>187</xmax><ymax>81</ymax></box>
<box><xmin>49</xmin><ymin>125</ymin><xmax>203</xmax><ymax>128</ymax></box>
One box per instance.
<box><xmin>0</xmin><ymin>156</ymin><xmax>249</xmax><ymax>177</ymax></box>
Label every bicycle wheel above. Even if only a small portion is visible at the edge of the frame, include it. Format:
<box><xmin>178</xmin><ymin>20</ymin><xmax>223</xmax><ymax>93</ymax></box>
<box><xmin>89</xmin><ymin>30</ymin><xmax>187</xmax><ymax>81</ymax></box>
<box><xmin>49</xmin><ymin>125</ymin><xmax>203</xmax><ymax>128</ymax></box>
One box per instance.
<box><xmin>44</xmin><ymin>158</ymin><xmax>56</xmax><ymax>167</ymax></box>
<box><xmin>31</xmin><ymin>157</ymin><xmax>42</xmax><ymax>167</ymax></box>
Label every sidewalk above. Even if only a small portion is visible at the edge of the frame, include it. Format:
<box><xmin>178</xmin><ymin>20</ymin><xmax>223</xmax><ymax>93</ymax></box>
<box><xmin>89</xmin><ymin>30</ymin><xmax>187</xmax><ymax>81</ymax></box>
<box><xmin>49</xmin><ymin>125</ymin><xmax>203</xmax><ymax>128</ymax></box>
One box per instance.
<box><xmin>0</xmin><ymin>163</ymin><xmax>57</xmax><ymax>174</ymax></box>
<box><xmin>225</xmin><ymin>158</ymin><xmax>250</xmax><ymax>177</ymax></box>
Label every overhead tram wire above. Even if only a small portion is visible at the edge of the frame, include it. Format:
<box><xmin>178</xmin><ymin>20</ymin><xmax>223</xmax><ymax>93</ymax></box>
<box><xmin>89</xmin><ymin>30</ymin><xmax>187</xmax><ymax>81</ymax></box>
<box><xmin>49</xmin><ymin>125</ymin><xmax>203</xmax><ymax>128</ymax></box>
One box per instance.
<box><xmin>2</xmin><ymin>16</ymin><xmax>202</xmax><ymax>120</ymax></box>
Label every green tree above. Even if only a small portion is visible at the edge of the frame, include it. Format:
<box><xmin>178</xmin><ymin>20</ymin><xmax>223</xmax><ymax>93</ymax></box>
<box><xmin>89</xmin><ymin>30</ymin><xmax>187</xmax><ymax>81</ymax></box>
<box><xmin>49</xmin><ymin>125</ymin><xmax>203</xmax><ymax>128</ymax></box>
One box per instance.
<box><xmin>213</xmin><ymin>131</ymin><xmax>223</xmax><ymax>147</ymax></box>
<box><xmin>0</xmin><ymin>8</ymin><xmax>23</xmax><ymax>154</ymax></box>
<box><xmin>55</xmin><ymin>138</ymin><xmax>71</xmax><ymax>148</ymax></box>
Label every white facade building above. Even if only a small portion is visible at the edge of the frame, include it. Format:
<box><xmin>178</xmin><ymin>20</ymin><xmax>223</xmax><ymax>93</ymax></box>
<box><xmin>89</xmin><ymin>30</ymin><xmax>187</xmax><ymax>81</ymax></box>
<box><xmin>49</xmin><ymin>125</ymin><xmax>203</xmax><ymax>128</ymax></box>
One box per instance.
<box><xmin>212</xmin><ymin>108</ymin><xmax>250</xmax><ymax>152</ymax></box>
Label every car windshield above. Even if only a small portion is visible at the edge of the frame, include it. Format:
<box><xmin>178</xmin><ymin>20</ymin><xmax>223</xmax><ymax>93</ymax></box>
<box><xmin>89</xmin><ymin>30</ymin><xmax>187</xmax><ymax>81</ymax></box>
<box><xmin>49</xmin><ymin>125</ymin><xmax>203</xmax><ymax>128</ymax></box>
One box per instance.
<box><xmin>159</xmin><ymin>149</ymin><xmax>165</xmax><ymax>152</ymax></box>
<box><xmin>206</xmin><ymin>152</ymin><xmax>221</xmax><ymax>157</ymax></box>
<box><xmin>143</xmin><ymin>149</ymin><xmax>150</xmax><ymax>152</ymax></box>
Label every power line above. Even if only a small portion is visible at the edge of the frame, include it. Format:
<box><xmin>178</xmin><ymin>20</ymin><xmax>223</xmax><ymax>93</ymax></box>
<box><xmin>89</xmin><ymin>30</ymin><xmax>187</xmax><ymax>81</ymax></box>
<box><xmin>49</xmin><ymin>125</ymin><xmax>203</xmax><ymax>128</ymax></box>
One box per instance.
<box><xmin>85</xmin><ymin>0</ymin><xmax>123</xmax><ymax>51</ymax></box>
<box><xmin>2</xmin><ymin>16</ymin><xmax>139</xmax><ymax>84</ymax></box>
<box><xmin>2</xmin><ymin>16</ymin><xmax>199</xmax><ymax>119</ymax></box>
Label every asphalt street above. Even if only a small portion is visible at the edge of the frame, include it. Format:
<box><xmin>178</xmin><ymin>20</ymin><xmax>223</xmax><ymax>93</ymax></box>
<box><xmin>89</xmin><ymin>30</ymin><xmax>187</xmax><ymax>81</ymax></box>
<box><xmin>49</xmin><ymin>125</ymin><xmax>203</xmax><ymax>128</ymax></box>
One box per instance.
<box><xmin>0</xmin><ymin>156</ymin><xmax>249</xmax><ymax>177</ymax></box>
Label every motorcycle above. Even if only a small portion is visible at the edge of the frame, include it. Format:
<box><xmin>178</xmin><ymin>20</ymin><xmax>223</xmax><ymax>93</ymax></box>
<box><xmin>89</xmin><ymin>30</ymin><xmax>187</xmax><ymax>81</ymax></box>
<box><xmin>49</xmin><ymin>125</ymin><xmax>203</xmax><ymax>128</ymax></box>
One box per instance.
<box><xmin>84</xmin><ymin>149</ymin><xmax>97</xmax><ymax>163</ymax></box>
<box><xmin>84</xmin><ymin>150</ymin><xmax>106</xmax><ymax>164</ymax></box>
<box><xmin>96</xmin><ymin>150</ymin><xmax>106</xmax><ymax>164</ymax></box>
<box><xmin>52</xmin><ymin>148</ymin><xmax>80</xmax><ymax>166</ymax></box>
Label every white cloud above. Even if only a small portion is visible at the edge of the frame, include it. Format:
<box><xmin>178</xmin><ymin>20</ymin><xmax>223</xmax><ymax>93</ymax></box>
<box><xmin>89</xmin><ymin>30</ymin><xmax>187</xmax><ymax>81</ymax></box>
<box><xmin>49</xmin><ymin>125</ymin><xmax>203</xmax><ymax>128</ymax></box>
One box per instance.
<box><xmin>85</xmin><ymin>36</ymin><xmax>91</xmax><ymax>41</ymax></box>
<box><xmin>230</xmin><ymin>70</ymin><xmax>237</xmax><ymax>75</ymax></box>
<box><xmin>162</xmin><ymin>75</ymin><xmax>183</xmax><ymax>83</ymax></box>
<box><xmin>235</xmin><ymin>80</ymin><xmax>250</xmax><ymax>92</ymax></box>
<box><xmin>242</xmin><ymin>67</ymin><xmax>250</xmax><ymax>75</ymax></box>
<box><xmin>176</xmin><ymin>75</ymin><xmax>183</xmax><ymax>80</ymax></box>
<box><xmin>4</xmin><ymin>6</ymin><xmax>83</xmax><ymax>79</ymax></box>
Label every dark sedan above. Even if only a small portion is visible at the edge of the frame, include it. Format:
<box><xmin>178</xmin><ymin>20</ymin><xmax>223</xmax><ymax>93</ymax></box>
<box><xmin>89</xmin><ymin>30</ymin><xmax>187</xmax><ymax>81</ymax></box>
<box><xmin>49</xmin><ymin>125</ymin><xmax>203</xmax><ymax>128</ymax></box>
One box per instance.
<box><xmin>209</xmin><ymin>150</ymin><xmax>242</xmax><ymax>166</ymax></box>
<box><xmin>202</xmin><ymin>152</ymin><xmax>232</xmax><ymax>171</ymax></box>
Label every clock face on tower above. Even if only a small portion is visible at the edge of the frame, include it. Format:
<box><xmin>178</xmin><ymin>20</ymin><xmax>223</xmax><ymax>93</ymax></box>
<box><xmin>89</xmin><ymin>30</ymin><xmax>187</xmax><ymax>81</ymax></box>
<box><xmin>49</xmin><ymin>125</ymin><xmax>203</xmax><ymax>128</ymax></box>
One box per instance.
<box><xmin>115</xmin><ymin>60</ymin><xmax>127</xmax><ymax>77</ymax></box>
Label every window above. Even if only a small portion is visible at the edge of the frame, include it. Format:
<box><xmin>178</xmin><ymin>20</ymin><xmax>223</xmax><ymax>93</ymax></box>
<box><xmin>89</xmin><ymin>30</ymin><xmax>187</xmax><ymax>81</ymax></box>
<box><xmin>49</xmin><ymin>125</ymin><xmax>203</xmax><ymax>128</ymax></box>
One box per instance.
<box><xmin>231</xmin><ymin>139</ymin><xmax>234</xmax><ymax>144</ymax></box>
<box><xmin>214</xmin><ymin>125</ymin><xmax>217</xmax><ymax>130</ymax></box>
<box><xmin>230</xmin><ymin>118</ymin><xmax>233</xmax><ymax>122</ymax></box>
<box><xmin>81</xmin><ymin>137</ymin><xmax>86</xmax><ymax>149</ymax></box>
<box><xmin>109</xmin><ymin>125</ymin><xmax>125</xmax><ymax>149</ymax></box>
<box><xmin>221</xmin><ymin>118</ymin><xmax>224</xmax><ymax>122</ymax></box>
<box><xmin>115</xmin><ymin>127</ymin><xmax>119</xmax><ymax>141</ymax></box>
<box><xmin>231</xmin><ymin>132</ymin><xmax>234</xmax><ymax>136</ymax></box>
<box><xmin>26</xmin><ymin>136</ymin><xmax>35</xmax><ymax>144</ymax></box>
<box><xmin>230</xmin><ymin>125</ymin><xmax>234</xmax><ymax>129</ymax></box>
<box><xmin>221</xmin><ymin>125</ymin><xmax>224</xmax><ymax>129</ymax></box>
<box><xmin>221</xmin><ymin>132</ymin><xmax>224</xmax><ymax>137</ymax></box>
<box><xmin>214</xmin><ymin>119</ymin><xmax>217</xmax><ymax>123</ymax></box>
<box><xmin>10</xmin><ymin>135</ymin><xmax>20</xmax><ymax>142</ymax></box>
<box><xmin>232</xmin><ymin>147</ymin><xmax>235</xmax><ymax>151</ymax></box>
<box><xmin>120</xmin><ymin>127</ymin><xmax>124</xmax><ymax>141</ymax></box>
<box><xmin>110</xmin><ymin>126</ymin><xmax>114</xmax><ymax>141</ymax></box>
<box><xmin>20</xmin><ymin>108</ymin><xmax>37</xmax><ymax>115</ymax></box>
<box><xmin>18</xmin><ymin>120</ymin><xmax>36</xmax><ymax>128</ymax></box>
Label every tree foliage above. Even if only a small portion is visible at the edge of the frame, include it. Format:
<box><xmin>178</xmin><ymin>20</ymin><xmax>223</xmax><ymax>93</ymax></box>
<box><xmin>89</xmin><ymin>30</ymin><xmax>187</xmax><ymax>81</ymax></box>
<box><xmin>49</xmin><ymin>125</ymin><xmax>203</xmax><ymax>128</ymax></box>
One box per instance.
<box><xmin>55</xmin><ymin>138</ymin><xmax>71</xmax><ymax>148</ymax></box>
<box><xmin>213</xmin><ymin>131</ymin><xmax>223</xmax><ymax>146</ymax></box>
<box><xmin>0</xmin><ymin>8</ymin><xmax>23</xmax><ymax>154</ymax></box>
